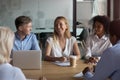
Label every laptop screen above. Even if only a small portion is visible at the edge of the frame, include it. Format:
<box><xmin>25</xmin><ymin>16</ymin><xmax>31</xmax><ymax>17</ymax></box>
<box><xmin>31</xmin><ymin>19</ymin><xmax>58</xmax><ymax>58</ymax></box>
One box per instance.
<box><xmin>12</xmin><ymin>50</ymin><xmax>42</xmax><ymax>70</ymax></box>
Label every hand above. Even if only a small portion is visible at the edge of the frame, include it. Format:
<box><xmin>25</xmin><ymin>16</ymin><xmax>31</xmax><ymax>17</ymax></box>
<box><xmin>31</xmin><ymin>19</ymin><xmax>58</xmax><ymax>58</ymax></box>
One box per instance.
<box><xmin>82</xmin><ymin>66</ymin><xmax>94</xmax><ymax>75</ymax></box>
<box><xmin>85</xmin><ymin>57</ymin><xmax>98</xmax><ymax>64</ymax></box>
<box><xmin>89</xmin><ymin>57</ymin><xmax>97</xmax><ymax>63</ymax></box>
<box><xmin>39</xmin><ymin>76</ymin><xmax>47</xmax><ymax>80</ymax></box>
<box><xmin>59</xmin><ymin>57</ymin><xmax>67</xmax><ymax>62</ymax></box>
<box><xmin>82</xmin><ymin>67</ymin><xmax>90</xmax><ymax>75</ymax></box>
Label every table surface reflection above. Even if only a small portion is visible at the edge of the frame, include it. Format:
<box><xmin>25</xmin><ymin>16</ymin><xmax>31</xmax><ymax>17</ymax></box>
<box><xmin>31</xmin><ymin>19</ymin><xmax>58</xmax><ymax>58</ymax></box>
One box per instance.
<box><xmin>23</xmin><ymin>60</ymin><xmax>88</xmax><ymax>80</ymax></box>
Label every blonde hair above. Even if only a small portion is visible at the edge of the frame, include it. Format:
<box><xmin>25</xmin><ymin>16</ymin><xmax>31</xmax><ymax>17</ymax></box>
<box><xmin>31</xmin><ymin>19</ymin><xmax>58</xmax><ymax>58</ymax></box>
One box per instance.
<box><xmin>53</xmin><ymin>16</ymin><xmax>71</xmax><ymax>42</ymax></box>
<box><xmin>0</xmin><ymin>27</ymin><xmax>14</xmax><ymax>64</ymax></box>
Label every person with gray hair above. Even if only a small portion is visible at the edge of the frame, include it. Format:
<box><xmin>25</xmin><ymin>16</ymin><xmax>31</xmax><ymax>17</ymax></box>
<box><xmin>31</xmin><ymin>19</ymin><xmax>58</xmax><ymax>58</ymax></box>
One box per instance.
<box><xmin>0</xmin><ymin>27</ymin><xmax>26</xmax><ymax>80</ymax></box>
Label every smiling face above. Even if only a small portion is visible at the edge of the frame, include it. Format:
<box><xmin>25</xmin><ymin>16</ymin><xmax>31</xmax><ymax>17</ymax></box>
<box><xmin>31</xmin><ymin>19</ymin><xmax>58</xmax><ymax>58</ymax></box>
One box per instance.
<box><xmin>54</xmin><ymin>19</ymin><xmax>67</xmax><ymax>36</ymax></box>
<box><xmin>94</xmin><ymin>21</ymin><xmax>105</xmax><ymax>38</ymax></box>
<box><xmin>19</xmin><ymin>22</ymin><xmax>32</xmax><ymax>35</ymax></box>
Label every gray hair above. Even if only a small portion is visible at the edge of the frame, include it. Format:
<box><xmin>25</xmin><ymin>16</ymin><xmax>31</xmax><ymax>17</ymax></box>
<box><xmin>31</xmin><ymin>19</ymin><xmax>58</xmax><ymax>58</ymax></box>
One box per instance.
<box><xmin>0</xmin><ymin>27</ymin><xmax>14</xmax><ymax>64</ymax></box>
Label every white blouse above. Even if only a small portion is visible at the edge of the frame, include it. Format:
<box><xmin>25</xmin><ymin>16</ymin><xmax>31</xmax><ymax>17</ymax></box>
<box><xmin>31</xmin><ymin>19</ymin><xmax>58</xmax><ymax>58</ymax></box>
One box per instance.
<box><xmin>85</xmin><ymin>34</ymin><xmax>112</xmax><ymax>59</ymax></box>
<box><xmin>47</xmin><ymin>36</ymin><xmax>76</xmax><ymax>57</ymax></box>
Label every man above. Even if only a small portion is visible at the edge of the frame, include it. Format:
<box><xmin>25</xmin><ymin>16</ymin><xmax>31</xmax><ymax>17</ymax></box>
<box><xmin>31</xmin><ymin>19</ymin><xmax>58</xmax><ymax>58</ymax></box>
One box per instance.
<box><xmin>13</xmin><ymin>16</ymin><xmax>40</xmax><ymax>51</ymax></box>
<box><xmin>82</xmin><ymin>19</ymin><xmax>120</xmax><ymax>80</ymax></box>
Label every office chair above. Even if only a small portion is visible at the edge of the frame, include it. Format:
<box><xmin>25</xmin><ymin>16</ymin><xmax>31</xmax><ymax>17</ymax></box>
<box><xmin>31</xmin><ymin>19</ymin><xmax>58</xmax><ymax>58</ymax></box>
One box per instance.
<box><xmin>76</xmin><ymin>27</ymin><xmax>89</xmax><ymax>49</ymax></box>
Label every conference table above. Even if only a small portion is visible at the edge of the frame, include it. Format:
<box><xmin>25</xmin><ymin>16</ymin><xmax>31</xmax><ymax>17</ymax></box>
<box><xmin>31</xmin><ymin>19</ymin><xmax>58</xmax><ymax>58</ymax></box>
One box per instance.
<box><xmin>23</xmin><ymin>60</ymin><xmax>88</xmax><ymax>80</ymax></box>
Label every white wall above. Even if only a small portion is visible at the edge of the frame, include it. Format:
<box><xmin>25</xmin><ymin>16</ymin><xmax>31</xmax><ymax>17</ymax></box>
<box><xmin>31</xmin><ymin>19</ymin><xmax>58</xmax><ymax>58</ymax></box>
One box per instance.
<box><xmin>77</xmin><ymin>0</ymin><xmax>107</xmax><ymax>28</ymax></box>
<box><xmin>110</xmin><ymin>0</ymin><xmax>114</xmax><ymax>20</ymax></box>
<box><xmin>77</xmin><ymin>1</ymin><xmax>93</xmax><ymax>20</ymax></box>
<box><xmin>0</xmin><ymin>0</ymin><xmax>73</xmax><ymax>33</ymax></box>
<box><xmin>77</xmin><ymin>1</ymin><xmax>93</xmax><ymax>27</ymax></box>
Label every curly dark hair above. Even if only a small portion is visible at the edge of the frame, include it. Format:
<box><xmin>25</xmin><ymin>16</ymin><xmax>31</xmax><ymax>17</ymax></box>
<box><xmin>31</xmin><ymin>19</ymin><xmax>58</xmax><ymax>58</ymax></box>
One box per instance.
<box><xmin>91</xmin><ymin>15</ymin><xmax>110</xmax><ymax>34</ymax></box>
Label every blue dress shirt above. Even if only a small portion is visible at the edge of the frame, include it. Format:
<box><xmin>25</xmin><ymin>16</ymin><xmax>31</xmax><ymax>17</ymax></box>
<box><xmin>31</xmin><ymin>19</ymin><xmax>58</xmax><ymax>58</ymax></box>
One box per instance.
<box><xmin>12</xmin><ymin>32</ymin><xmax>40</xmax><ymax>51</ymax></box>
<box><xmin>84</xmin><ymin>40</ymin><xmax>120</xmax><ymax>80</ymax></box>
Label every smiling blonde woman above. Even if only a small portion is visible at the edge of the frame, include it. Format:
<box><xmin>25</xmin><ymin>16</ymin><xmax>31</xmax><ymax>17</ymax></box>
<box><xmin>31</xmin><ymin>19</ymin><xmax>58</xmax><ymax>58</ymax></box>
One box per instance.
<box><xmin>45</xmin><ymin>16</ymin><xmax>81</xmax><ymax>62</ymax></box>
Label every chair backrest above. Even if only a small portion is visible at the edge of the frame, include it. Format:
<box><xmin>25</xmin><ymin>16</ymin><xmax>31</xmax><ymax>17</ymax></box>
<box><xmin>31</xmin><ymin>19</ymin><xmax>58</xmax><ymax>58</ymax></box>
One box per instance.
<box><xmin>78</xmin><ymin>27</ymin><xmax>89</xmax><ymax>41</ymax></box>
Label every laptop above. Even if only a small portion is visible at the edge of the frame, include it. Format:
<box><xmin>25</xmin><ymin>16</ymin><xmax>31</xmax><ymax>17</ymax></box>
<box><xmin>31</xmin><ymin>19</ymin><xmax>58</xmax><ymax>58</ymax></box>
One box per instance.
<box><xmin>12</xmin><ymin>50</ymin><xmax>42</xmax><ymax>70</ymax></box>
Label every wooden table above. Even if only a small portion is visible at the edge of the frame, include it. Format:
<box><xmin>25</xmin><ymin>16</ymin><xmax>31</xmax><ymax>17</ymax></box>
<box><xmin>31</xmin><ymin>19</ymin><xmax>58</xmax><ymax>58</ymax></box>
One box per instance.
<box><xmin>23</xmin><ymin>60</ymin><xmax>88</xmax><ymax>80</ymax></box>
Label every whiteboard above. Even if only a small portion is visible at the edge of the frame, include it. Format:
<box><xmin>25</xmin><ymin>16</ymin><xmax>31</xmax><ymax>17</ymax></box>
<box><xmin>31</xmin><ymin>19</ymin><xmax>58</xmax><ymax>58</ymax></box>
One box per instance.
<box><xmin>0</xmin><ymin>0</ymin><xmax>73</xmax><ymax>33</ymax></box>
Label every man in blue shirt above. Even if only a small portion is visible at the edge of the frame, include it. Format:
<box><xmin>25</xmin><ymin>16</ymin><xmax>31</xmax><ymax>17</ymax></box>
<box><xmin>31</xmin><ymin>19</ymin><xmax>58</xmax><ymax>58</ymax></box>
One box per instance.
<box><xmin>82</xmin><ymin>19</ymin><xmax>120</xmax><ymax>80</ymax></box>
<box><xmin>12</xmin><ymin>16</ymin><xmax>40</xmax><ymax>51</ymax></box>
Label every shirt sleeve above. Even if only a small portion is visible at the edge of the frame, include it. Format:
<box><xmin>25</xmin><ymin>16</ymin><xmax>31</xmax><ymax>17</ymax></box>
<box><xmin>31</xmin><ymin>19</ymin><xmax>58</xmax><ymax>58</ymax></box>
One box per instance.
<box><xmin>85</xmin><ymin>49</ymin><xmax>116</xmax><ymax>80</ymax></box>
<box><xmin>46</xmin><ymin>37</ymin><xmax>53</xmax><ymax>47</ymax></box>
<box><xmin>71</xmin><ymin>36</ymin><xmax>76</xmax><ymax>45</ymax></box>
<box><xmin>84</xmin><ymin>71</ymin><xmax>94</xmax><ymax>79</ymax></box>
<box><xmin>85</xmin><ymin>36</ymin><xmax>92</xmax><ymax>59</ymax></box>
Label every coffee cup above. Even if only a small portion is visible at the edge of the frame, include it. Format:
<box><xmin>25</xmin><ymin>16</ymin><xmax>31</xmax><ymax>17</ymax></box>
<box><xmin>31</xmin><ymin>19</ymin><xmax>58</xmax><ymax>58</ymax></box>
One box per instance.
<box><xmin>69</xmin><ymin>55</ymin><xmax>77</xmax><ymax>68</ymax></box>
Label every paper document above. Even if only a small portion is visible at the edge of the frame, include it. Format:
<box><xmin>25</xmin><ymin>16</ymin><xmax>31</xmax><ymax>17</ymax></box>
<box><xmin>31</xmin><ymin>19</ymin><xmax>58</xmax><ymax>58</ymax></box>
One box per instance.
<box><xmin>73</xmin><ymin>72</ymin><xmax>83</xmax><ymax>78</ymax></box>
<box><xmin>52</xmin><ymin>61</ymin><xmax>70</xmax><ymax>67</ymax></box>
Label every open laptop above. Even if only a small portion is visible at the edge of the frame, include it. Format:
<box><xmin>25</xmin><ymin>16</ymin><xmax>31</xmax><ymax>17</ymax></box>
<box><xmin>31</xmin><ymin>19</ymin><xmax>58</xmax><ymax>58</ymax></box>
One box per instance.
<box><xmin>12</xmin><ymin>50</ymin><xmax>42</xmax><ymax>70</ymax></box>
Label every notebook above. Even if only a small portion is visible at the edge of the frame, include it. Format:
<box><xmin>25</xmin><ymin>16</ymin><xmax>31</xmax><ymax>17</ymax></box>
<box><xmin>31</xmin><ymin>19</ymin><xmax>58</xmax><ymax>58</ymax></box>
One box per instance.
<box><xmin>12</xmin><ymin>50</ymin><xmax>42</xmax><ymax>70</ymax></box>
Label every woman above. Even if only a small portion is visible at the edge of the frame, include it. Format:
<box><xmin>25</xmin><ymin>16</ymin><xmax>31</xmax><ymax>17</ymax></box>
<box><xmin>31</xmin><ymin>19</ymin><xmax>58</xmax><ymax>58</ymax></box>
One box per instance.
<box><xmin>0</xmin><ymin>27</ymin><xmax>26</xmax><ymax>80</ymax></box>
<box><xmin>82</xmin><ymin>19</ymin><xmax>120</xmax><ymax>80</ymax></box>
<box><xmin>85</xmin><ymin>15</ymin><xmax>112</xmax><ymax>63</ymax></box>
<box><xmin>45</xmin><ymin>16</ymin><xmax>80</xmax><ymax>62</ymax></box>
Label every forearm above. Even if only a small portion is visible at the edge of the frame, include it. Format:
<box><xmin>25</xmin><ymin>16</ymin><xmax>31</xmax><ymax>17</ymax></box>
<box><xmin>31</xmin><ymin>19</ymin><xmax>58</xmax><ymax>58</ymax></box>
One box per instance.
<box><xmin>76</xmin><ymin>54</ymin><xmax>81</xmax><ymax>60</ymax></box>
<box><xmin>45</xmin><ymin>56</ymin><xmax>67</xmax><ymax>62</ymax></box>
<box><xmin>85</xmin><ymin>50</ymin><xmax>92</xmax><ymax>60</ymax></box>
<box><xmin>45</xmin><ymin>56</ymin><xmax>59</xmax><ymax>61</ymax></box>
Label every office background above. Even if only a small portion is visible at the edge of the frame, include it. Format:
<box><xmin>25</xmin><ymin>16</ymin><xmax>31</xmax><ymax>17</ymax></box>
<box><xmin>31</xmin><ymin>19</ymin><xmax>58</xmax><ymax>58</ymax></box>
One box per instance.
<box><xmin>0</xmin><ymin>0</ymin><xmax>73</xmax><ymax>33</ymax></box>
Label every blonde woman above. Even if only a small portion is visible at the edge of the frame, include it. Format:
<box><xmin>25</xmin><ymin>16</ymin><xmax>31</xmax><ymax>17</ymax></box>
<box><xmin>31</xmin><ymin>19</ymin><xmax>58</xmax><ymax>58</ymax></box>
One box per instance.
<box><xmin>0</xmin><ymin>27</ymin><xmax>26</xmax><ymax>80</ymax></box>
<box><xmin>45</xmin><ymin>16</ymin><xmax>80</xmax><ymax>62</ymax></box>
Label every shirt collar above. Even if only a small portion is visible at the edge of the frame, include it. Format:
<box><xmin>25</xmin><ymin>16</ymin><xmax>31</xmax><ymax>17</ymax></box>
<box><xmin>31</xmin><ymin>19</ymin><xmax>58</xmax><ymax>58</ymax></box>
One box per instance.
<box><xmin>15</xmin><ymin>32</ymin><xmax>29</xmax><ymax>40</ymax></box>
<box><xmin>94</xmin><ymin>34</ymin><xmax>108</xmax><ymax>40</ymax></box>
